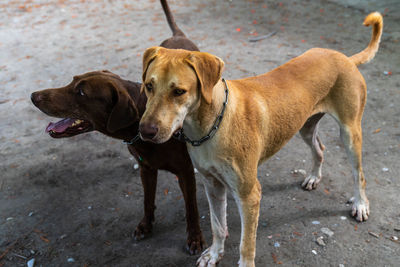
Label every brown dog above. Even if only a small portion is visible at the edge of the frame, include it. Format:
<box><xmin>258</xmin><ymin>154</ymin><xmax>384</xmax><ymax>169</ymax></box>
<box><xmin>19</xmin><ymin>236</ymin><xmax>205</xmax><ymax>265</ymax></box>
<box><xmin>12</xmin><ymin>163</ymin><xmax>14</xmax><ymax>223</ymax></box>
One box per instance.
<box><xmin>31</xmin><ymin>0</ymin><xmax>204</xmax><ymax>255</ymax></box>
<box><xmin>138</xmin><ymin>13</ymin><xmax>382</xmax><ymax>266</ymax></box>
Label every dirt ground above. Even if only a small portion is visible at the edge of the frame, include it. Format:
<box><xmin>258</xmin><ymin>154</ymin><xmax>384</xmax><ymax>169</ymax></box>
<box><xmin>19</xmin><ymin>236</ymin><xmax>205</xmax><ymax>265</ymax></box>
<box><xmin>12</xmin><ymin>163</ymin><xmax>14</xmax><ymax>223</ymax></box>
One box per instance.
<box><xmin>1</xmin><ymin>0</ymin><xmax>399</xmax><ymax>266</ymax></box>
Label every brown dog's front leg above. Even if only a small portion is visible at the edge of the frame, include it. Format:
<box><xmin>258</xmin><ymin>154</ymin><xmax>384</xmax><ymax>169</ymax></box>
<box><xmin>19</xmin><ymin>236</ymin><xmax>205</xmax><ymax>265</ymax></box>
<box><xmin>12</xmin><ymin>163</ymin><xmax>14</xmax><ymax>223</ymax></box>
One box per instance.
<box><xmin>134</xmin><ymin>164</ymin><xmax>158</xmax><ymax>240</ymax></box>
<box><xmin>177</xmin><ymin>168</ymin><xmax>205</xmax><ymax>255</ymax></box>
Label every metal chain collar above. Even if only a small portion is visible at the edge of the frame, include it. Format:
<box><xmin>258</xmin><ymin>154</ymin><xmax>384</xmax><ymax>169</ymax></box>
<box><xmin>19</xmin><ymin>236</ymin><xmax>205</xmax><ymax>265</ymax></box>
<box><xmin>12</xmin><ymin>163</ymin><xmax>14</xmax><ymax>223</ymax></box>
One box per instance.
<box><xmin>174</xmin><ymin>78</ymin><xmax>229</xmax><ymax>147</ymax></box>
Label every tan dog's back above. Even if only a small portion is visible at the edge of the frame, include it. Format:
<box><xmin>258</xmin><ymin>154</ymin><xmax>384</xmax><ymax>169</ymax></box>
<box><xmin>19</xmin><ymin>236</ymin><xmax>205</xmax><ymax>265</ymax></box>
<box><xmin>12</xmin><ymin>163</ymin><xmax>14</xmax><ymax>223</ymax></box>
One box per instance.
<box><xmin>226</xmin><ymin>48</ymin><xmax>364</xmax><ymax>161</ymax></box>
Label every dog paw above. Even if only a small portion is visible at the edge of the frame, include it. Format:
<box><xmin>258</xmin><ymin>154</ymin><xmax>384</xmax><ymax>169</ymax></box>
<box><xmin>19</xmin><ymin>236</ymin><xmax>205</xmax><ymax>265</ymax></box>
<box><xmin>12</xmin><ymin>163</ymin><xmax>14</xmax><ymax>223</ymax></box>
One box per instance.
<box><xmin>133</xmin><ymin>220</ymin><xmax>153</xmax><ymax>241</ymax></box>
<box><xmin>196</xmin><ymin>247</ymin><xmax>224</xmax><ymax>267</ymax></box>
<box><xmin>186</xmin><ymin>233</ymin><xmax>206</xmax><ymax>255</ymax></box>
<box><xmin>301</xmin><ymin>175</ymin><xmax>321</xmax><ymax>190</ymax></box>
<box><xmin>351</xmin><ymin>198</ymin><xmax>369</xmax><ymax>222</ymax></box>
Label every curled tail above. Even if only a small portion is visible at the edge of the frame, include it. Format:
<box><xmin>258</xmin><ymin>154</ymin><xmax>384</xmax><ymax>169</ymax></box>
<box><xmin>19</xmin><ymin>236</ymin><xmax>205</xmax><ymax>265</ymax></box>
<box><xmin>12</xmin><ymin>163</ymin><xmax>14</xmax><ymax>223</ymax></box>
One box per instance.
<box><xmin>350</xmin><ymin>12</ymin><xmax>383</xmax><ymax>66</ymax></box>
<box><xmin>160</xmin><ymin>0</ymin><xmax>185</xmax><ymax>37</ymax></box>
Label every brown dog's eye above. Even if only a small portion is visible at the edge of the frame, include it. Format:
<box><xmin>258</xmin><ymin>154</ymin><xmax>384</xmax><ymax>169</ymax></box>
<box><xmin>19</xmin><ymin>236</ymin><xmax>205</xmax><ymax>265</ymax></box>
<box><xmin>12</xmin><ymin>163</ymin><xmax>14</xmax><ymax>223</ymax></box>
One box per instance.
<box><xmin>174</xmin><ymin>89</ymin><xmax>186</xmax><ymax>96</ymax></box>
<box><xmin>145</xmin><ymin>83</ymin><xmax>153</xmax><ymax>92</ymax></box>
<box><xmin>75</xmin><ymin>81</ymin><xmax>86</xmax><ymax>96</ymax></box>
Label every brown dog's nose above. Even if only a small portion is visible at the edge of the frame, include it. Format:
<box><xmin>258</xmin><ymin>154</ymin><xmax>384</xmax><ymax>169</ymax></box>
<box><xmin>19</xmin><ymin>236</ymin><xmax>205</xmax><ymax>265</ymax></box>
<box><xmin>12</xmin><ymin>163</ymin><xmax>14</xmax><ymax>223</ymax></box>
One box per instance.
<box><xmin>139</xmin><ymin>123</ymin><xmax>159</xmax><ymax>140</ymax></box>
<box><xmin>31</xmin><ymin>92</ymin><xmax>42</xmax><ymax>105</ymax></box>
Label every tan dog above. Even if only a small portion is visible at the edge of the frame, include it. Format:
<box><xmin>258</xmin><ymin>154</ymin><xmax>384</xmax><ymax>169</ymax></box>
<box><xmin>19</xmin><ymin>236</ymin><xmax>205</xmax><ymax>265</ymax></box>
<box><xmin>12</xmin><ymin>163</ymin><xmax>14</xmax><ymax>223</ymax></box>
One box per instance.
<box><xmin>138</xmin><ymin>13</ymin><xmax>383</xmax><ymax>267</ymax></box>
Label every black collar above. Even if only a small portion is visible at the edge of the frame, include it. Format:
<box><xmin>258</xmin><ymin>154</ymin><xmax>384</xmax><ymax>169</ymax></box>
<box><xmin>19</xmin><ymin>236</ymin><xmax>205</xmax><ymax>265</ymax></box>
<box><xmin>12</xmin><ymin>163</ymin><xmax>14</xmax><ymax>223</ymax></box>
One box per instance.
<box><xmin>174</xmin><ymin>78</ymin><xmax>229</xmax><ymax>146</ymax></box>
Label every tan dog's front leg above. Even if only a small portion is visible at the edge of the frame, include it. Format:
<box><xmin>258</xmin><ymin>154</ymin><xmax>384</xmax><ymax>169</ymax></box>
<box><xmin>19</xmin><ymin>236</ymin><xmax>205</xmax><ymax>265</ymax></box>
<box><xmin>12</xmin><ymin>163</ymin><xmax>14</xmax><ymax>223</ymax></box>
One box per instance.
<box><xmin>197</xmin><ymin>176</ymin><xmax>227</xmax><ymax>267</ymax></box>
<box><xmin>234</xmin><ymin>180</ymin><xmax>261</xmax><ymax>267</ymax></box>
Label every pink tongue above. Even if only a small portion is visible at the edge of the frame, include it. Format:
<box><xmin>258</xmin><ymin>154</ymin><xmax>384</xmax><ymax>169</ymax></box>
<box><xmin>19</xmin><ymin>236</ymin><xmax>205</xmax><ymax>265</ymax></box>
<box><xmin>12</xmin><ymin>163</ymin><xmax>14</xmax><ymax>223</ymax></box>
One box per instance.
<box><xmin>46</xmin><ymin>118</ymin><xmax>74</xmax><ymax>133</ymax></box>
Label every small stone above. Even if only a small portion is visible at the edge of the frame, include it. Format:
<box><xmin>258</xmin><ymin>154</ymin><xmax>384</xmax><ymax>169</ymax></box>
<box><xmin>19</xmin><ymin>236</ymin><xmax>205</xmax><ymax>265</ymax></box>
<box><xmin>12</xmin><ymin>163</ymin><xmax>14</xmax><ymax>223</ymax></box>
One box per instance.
<box><xmin>88</xmin><ymin>206</ymin><xmax>92</xmax><ymax>210</ymax></box>
<box><xmin>311</xmin><ymin>249</ymin><xmax>317</xmax><ymax>255</ymax></box>
<box><xmin>391</xmin><ymin>236</ymin><xmax>398</xmax><ymax>241</ymax></box>
<box><xmin>27</xmin><ymin>258</ymin><xmax>35</xmax><ymax>267</ymax></box>
<box><xmin>311</xmin><ymin>220</ymin><xmax>320</xmax><ymax>225</ymax></box>
<box><xmin>316</xmin><ymin>236</ymin><xmax>326</xmax><ymax>246</ymax></box>
<box><xmin>30</xmin><ymin>250</ymin><xmax>35</xmax><ymax>255</ymax></box>
<box><xmin>67</xmin><ymin>258</ymin><xmax>75</xmax><ymax>263</ymax></box>
<box><xmin>340</xmin><ymin>216</ymin><xmax>347</xmax><ymax>220</ymax></box>
<box><xmin>339</xmin><ymin>264</ymin><xmax>345</xmax><ymax>267</ymax></box>
<box><xmin>266</xmin><ymin>173</ymin><xmax>270</xmax><ymax>177</ymax></box>
<box><xmin>194</xmin><ymin>168</ymin><xmax>199</xmax><ymax>174</ymax></box>
<box><xmin>60</xmin><ymin>234</ymin><xmax>67</xmax><ymax>239</ymax></box>
<box><xmin>293</xmin><ymin>169</ymin><xmax>307</xmax><ymax>176</ymax></box>
<box><xmin>261</xmin><ymin>222</ymin><xmax>267</xmax><ymax>227</ymax></box>
<box><xmin>394</xmin><ymin>227</ymin><xmax>400</xmax><ymax>232</ymax></box>
<box><xmin>133</xmin><ymin>164</ymin><xmax>139</xmax><ymax>170</ymax></box>
<box><xmin>274</xmin><ymin>242</ymin><xmax>280</xmax><ymax>248</ymax></box>
<box><xmin>6</xmin><ymin>217</ymin><xmax>13</xmax><ymax>221</ymax></box>
<box><xmin>321</xmin><ymin>227</ymin><xmax>334</xmax><ymax>237</ymax></box>
<box><xmin>28</xmin><ymin>212</ymin><xmax>34</xmax><ymax>217</ymax></box>
<box><xmin>382</xmin><ymin>167</ymin><xmax>389</xmax><ymax>172</ymax></box>
<box><xmin>368</xmin><ymin>231</ymin><xmax>380</xmax><ymax>238</ymax></box>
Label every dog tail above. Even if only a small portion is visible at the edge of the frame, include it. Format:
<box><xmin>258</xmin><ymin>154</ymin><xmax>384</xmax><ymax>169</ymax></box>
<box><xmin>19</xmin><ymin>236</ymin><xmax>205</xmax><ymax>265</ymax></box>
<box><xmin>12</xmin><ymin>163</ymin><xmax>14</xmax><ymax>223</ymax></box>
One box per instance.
<box><xmin>350</xmin><ymin>12</ymin><xmax>383</xmax><ymax>66</ymax></box>
<box><xmin>160</xmin><ymin>0</ymin><xmax>185</xmax><ymax>37</ymax></box>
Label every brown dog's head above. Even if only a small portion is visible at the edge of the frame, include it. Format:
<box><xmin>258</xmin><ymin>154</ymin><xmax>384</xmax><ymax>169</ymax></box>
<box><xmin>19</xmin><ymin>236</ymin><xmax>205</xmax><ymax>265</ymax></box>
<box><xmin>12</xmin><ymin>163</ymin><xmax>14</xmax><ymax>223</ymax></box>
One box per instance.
<box><xmin>139</xmin><ymin>47</ymin><xmax>224</xmax><ymax>143</ymax></box>
<box><xmin>31</xmin><ymin>70</ymin><xmax>139</xmax><ymax>138</ymax></box>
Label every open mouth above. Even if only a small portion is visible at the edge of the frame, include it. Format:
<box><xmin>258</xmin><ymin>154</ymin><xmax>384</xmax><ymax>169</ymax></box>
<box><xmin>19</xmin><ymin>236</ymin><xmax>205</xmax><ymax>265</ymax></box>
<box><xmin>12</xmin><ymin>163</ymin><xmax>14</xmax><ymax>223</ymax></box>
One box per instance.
<box><xmin>45</xmin><ymin>118</ymin><xmax>93</xmax><ymax>138</ymax></box>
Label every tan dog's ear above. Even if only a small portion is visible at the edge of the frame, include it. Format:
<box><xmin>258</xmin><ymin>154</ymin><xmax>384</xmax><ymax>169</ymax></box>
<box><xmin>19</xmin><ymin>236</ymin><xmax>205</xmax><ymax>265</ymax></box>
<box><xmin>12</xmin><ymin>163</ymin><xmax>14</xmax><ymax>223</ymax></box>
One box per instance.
<box><xmin>107</xmin><ymin>81</ymin><xmax>139</xmax><ymax>133</ymax></box>
<box><xmin>141</xmin><ymin>46</ymin><xmax>161</xmax><ymax>92</ymax></box>
<box><xmin>185</xmin><ymin>52</ymin><xmax>224</xmax><ymax>104</ymax></box>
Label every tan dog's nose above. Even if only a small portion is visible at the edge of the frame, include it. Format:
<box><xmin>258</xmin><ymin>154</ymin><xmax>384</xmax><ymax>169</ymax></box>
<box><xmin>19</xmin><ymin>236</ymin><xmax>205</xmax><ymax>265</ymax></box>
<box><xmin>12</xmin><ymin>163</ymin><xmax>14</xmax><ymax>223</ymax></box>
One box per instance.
<box><xmin>139</xmin><ymin>122</ymin><xmax>159</xmax><ymax>140</ymax></box>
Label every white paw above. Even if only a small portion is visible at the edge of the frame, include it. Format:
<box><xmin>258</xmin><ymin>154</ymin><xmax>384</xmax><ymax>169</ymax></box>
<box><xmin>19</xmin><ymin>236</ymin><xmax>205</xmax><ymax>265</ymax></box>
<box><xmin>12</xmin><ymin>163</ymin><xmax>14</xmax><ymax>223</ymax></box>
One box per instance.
<box><xmin>301</xmin><ymin>175</ymin><xmax>321</xmax><ymax>190</ymax></box>
<box><xmin>351</xmin><ymin>198</ymin><xmax>369</xmax><ymax>222</ymax></box>
<box><xmin>197</xmin><ymin>247</ymin><xmax>224</xmax><ymax>267</ymax></box>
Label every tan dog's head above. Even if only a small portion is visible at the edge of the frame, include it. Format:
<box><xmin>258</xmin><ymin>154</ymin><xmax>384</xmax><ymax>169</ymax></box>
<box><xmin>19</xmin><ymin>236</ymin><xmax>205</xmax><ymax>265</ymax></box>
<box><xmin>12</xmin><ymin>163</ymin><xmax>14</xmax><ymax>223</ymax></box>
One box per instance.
<box><xmin>139</xmin><ymin>47</ymin><xmax>224</xmax><ymax>143</ymax></box>
<box><xmin>31</xmin><ymin>70</ymin><xmax>139</xmax><ymax>138</ymax></box>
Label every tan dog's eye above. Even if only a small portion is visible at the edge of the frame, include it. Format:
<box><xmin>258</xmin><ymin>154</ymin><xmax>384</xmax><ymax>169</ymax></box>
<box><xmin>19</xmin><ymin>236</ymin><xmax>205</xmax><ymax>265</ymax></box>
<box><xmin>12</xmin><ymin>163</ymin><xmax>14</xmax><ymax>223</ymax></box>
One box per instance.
<box><xmin>145</xmin><ymin>83</ymin><xmax>153</xmax><ymax>92</ymax></box>
<box><xmin>174</xmin><ymin>89</ymin><xmax>186</xmax><ymax>96</ymax></box>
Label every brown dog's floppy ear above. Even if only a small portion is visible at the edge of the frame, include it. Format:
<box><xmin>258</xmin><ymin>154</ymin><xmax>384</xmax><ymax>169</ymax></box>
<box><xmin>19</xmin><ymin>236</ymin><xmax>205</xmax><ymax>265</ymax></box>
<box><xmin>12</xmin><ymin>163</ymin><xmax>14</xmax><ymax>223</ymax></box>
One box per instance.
<box><xmin>141</xmin><ymin>46</ymin><xmax>161</xmax><ymax>92</ymax></box>
<box><xmin>106</xmin><ymin>81</ymin><xmax>139</xmax><ymax>133</ymax></box>
<box><xmin>185</xmin><ymin>52</ymin><xmax>224</xmax><ymax>104</ymax></box>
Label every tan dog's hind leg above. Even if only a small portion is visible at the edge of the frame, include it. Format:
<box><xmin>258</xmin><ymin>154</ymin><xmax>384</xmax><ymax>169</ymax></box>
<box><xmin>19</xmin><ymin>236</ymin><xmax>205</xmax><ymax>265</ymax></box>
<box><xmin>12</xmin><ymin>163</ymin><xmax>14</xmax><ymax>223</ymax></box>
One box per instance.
<box><xmin>234</xmin><ymin>181</ymin><xmax>261</xmax><ymax>267</ymax></box>
<box><xmin>197</xmin><ymin>177</ymin><xmax>227</xmax><ymax>267</ymax></box>
<box><xmin>300</xmin><ymin>113</ymin><xmax>326</xmax><ymax>190</ymax></box>
<box><xmin>340</xmin><ymin>123</ymin><xmax>369</xmax><ymax>221</ymax></box>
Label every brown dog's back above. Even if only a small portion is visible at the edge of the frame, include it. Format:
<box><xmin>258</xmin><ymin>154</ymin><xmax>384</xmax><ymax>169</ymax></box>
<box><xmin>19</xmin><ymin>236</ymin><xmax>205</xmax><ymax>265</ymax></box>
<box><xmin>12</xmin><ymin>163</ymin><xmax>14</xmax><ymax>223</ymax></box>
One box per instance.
<box><xmin>159</xmin><ymin>0</ymin><xmax>199</xmax><ymax>51</ymax></box>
